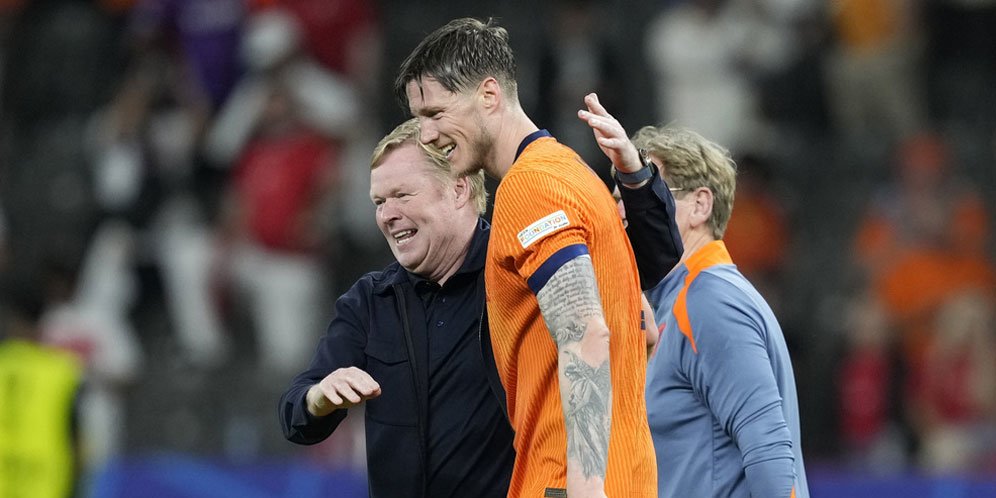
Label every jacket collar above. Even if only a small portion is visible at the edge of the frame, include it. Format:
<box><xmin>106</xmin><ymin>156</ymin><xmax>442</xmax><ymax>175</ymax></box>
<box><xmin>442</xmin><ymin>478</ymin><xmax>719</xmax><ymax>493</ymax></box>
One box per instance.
<box><xmin>372</xmin><ymin>218</ymin><xmax>491</xmax><ymax>295</ymax></box>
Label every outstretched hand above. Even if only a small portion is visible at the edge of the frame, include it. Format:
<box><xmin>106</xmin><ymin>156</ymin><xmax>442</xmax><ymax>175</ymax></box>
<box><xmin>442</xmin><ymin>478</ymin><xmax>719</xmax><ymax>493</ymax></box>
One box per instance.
<box><xmin>307</xmin><ymin>366</ymin><xmax>382</xmax><ymax>417</ymax></box>
<box><xmin>577</xmin><ymin>93</ymin><xmax>643</xmax><ymax>174</ymax></box>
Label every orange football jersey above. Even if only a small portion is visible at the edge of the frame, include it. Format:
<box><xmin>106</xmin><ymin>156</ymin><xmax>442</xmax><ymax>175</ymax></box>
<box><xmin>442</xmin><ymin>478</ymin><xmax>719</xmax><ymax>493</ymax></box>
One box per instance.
<box><xmin>485</xmin><ymin>134</ymin><xmax>657</xmax><ymax>497</ymax></box>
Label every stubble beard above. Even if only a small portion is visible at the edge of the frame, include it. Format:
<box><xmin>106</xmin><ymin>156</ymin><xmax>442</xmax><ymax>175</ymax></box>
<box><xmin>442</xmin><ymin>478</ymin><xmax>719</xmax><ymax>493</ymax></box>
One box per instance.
<box><xmin>469</xmin><ymin>119</ymin><xmax>494</xmax><ymax>176</ymax></box>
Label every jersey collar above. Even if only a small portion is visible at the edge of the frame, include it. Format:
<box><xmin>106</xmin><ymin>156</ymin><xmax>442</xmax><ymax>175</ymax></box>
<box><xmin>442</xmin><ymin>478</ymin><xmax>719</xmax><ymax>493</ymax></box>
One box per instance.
<box><xmin>514</xmin><ymin>129</ymin><xmax>552</xmax><ymax>161</ymax></box>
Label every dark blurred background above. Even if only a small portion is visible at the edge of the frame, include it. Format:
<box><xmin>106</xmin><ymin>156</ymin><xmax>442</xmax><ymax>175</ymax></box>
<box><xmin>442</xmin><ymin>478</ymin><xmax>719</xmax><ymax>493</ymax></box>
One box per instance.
<box><xmin>0</xmin><ymin>0</ymin><xmax>994</xmax><ymax>496</ymax></box>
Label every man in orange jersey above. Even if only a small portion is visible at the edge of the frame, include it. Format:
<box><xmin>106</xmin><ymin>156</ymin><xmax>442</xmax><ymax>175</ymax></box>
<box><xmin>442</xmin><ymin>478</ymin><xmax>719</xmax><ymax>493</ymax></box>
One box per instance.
<box><xmin>396</xmin><ymin>18</ymin><xmax>663</xmax><ymax>498</ymax></box>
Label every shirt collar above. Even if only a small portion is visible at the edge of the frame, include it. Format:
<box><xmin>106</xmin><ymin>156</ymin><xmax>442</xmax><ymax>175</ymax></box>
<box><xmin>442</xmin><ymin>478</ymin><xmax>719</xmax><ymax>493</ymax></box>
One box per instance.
<box><xmin>414</xmin><ymin>217</ymin><xmax>490</xmax><ymax>281</ymax></box>
<box><xmin>684</xmin><ymin>240</ymin><xmax>733</xmax><ymax>275</ymax></box>
<box><xmin>454</xmin><ymin>217</ymin><xmax>490</xmax><ymax>275</ymax></box>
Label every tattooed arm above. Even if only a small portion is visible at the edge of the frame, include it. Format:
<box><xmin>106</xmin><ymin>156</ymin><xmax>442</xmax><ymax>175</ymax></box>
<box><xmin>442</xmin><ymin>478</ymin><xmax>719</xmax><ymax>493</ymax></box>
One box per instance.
<box><xmin>536</xmin><ymin>255</ymin><xmax>611</xmax><ymax>498</ymax></box>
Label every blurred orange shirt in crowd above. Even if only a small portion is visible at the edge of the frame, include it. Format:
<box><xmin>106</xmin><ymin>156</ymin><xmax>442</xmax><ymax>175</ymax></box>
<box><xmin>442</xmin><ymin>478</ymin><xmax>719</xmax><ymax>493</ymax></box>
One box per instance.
<box><xmin>853</xmin><ymin>132</ymin><xmax>995</xmax><ymax>376</ymax></box>
<box><xmin>724</xmin><ymin>187</ymin><xmax>789</xmax><ymax>278</ymax></box>
<box><xmin>832</xmin><ymin>0</ymin><xmax>902</xmax><ymax>51</ymax></box>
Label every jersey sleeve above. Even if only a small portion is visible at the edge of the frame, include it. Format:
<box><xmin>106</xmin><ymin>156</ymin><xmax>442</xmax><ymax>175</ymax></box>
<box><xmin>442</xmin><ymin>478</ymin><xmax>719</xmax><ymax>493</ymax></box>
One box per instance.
<box><xmin>679</xmin><ymin>274</ymin><xmax>796</xmax><ymax>498</ymax></box>
<box><xmin>492</xmin><ymin>167</ymin><xmax>592</xmax><ymax>294</ymax></box>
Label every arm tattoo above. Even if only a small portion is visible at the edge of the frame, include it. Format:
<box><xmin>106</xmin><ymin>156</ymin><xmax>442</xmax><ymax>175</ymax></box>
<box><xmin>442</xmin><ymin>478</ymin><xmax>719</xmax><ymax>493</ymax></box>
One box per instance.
<box><xmin>536</xmin><ymin>255</ymin><xmax>612</xmax><ymax>479</ymax></box>
<box><xmin>537</xmin><ymin>256</ymin><xmax>604</xmax><ymax>334</ymax></box>
<box><xmin>552</xmin><ymin>322</ymin><xmax>586</xmax><ymax>345</ymax></box>
<box><xmin>563</xmin><ymin>350</ymin><xmax>612</xmax><ymax>477</ymax></box>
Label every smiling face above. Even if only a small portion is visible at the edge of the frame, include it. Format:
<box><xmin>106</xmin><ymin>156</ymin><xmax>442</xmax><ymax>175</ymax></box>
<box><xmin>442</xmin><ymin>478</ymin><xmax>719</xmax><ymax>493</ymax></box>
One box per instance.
<box><xmin>406</xmin><ymin>77</ymin><xmax>494</xmax><ymax>177</ymax></box>
<box><xmin>370</xmin><ymin>142</ymin><xmax>470</xmax><ymax>280</ymax></box>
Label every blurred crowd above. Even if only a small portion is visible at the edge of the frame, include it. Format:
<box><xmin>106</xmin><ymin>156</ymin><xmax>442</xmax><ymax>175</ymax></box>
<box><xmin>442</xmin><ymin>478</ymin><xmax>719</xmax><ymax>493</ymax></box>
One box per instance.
<box><xmin>0</xmin><ymin>0</ymin><xmax>994</xmax><ymax>490</ymax></box>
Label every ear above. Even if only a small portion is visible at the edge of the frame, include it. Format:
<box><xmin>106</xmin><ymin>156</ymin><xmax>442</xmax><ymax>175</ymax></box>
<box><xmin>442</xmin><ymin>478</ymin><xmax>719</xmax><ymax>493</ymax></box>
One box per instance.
<box><xmin>452</xmin><ymin>175</ymin><xmax>471</xmax><ymax>209</ymax></box>
<box><xmin>688</xmin><ymin>187</ymin><xmax>714</xmax><ymax>228</ymax></box>
<box><xmin>479</xmin><ymin>77</ymin><xmax>501</xmax><ymax>111</ymax></box>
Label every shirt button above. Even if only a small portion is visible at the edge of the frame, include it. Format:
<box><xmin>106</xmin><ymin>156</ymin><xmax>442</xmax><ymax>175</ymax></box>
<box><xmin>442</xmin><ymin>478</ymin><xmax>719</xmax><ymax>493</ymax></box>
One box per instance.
<box><xmin>436</xmin><ymin>321</ymin><xmax>445</xmax><ymax>327</ymax></box>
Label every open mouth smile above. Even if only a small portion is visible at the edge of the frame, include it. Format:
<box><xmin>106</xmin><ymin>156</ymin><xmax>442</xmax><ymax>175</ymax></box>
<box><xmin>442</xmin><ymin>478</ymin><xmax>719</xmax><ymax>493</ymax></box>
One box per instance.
<box><xmin>393</xmin><ymin>229</ymin><xmax>417</xmax><ymax>245</ymax></box>
<box><xmin>441</xmin><ymin>144</ymin><xmax>455</xmax><ymax>160</ymax></box>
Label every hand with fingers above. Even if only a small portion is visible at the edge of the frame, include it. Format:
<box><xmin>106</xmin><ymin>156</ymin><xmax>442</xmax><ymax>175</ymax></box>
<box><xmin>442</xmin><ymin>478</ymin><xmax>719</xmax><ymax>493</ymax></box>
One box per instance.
<box><xmin>577</xmin><ymin>92</ymin><xmax>644</xmax><ymax>174</ymax></box>
<box><xmin>306</xmin><ymin>367</ymin><xmax>382</xmax><ymax>417</ymax></box>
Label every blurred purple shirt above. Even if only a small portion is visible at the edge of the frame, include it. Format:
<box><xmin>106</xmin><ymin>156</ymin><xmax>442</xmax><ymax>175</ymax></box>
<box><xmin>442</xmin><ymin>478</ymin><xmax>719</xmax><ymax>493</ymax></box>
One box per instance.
<box><xmin>130</xmin><ymin>0</ymin><xmax>245</xmax><ymax>107</ymax></box>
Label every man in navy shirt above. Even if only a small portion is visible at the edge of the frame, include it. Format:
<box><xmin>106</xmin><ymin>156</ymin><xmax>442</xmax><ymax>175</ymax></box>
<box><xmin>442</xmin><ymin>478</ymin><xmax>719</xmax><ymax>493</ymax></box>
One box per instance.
<box><xmin>279</xmin><ymin>118</ymin><xmax>511</xmax><ymax>498</ymax></box>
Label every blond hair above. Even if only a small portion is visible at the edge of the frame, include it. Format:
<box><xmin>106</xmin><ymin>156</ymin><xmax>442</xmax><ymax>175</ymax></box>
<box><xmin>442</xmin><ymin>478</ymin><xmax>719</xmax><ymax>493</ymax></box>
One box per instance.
<box><xmin>631</xmin><ymin>126</ymin><xmax>737</xmax><ymax>239</ymax></box>
<box><xmin>371</xmin><ymin>118</ymin><xmax>488</xmax><ymax>214</ymax></box>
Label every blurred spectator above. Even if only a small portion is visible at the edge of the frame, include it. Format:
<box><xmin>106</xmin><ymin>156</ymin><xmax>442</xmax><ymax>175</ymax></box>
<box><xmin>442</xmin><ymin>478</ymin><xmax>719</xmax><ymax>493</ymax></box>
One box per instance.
<box><xmin>86</xmin><ymin>0</ymin><xmax>248</xmax><ymax>368</ymax></box>
<box><xmin>37</xmin><ymin>222</ymin><xmax>143</xmax><ymax>475</ymax></box>
<box><xmin>853</xmin><ymin>132</ymin><xmax>994</xmax><ymax>368</ymax></box>
<box><xmin>754</xmin><ymin>0</ymin><xmax>830</xmax><ymax>137</ymax></box>
<box><xmin>0</xmin><ymin>277</ymin><xmax>84</xmax><ymax>498</ymax></box>
<box><xmin>912</xmin><ymin>291</ymin><xmax>996</xmax><ymax>473</ymax></box>
<box><xmin>248</xmin><ymin>0</ymin><xmax>385</xmax><ymax>289</ymax></box>
<box><xmin>535</xmin><ymin>0</ymin><xmax>624</xmax><ymax>181</ymax></box>
<box><xmin>848</xmin><ymin>131</ymin><xmax>996</xmax><ymax>476</ymax></box>
<box><xmin>824</xmin><ymin>0</ymin><xmax>926</xmax><ymax>147</ymax></box>
<box><xmin>204</xmin><ymin>7</ymin><xmax>358</xmax><ymax>165</ymax></box>
<box><xmin>854</xmin><ymin>132</ymin><xmax>991</xmax><ymax>269</ymax></box>
<box><xmin>250</xmin><ymin>0</ymin><xmax>380</xmax><ymax>97</ymax></box>
<box><xmin>723</xmin><ymin>153</ymin><xmax>792</xmax><ymax>312</ymax></box>
<box><xmin>644</xmin><ymin>0</ymin><xmax>798</xmax><ymax>152</ymax></box>
<box><xmin>126</xmin><ymin>0</ymin><xmax>244</xmax><ymax>111</ymax></box>
<box><xmin>837</xmin><ymin>292</ymin><xmax>909</xmax><ymax>472</ymax></box>
<box><xmin>208</xmin><ymin>7</ymin><xmax>353</xmax><ymax>377</ymax></box>
<box><xmin>107</xmin><ymin>0</ymin><xmax>246</xmax><ymax>207</ymax></box>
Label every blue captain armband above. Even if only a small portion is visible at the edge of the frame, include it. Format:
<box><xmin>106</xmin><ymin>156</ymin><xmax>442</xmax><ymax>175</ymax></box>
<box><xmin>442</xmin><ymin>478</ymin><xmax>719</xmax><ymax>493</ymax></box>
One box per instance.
<box><xmin>527</xmin><ymin>244</ymin><xmax>590</xmax><ymax>294</ymax></box>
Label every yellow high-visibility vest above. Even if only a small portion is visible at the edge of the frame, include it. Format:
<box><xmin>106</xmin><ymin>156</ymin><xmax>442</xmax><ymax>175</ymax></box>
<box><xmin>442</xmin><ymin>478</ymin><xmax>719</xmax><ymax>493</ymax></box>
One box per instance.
<box><xmin>0</xmin><ymin>339</ymin><xmax>82</xmax><ymax>498</ymax></box>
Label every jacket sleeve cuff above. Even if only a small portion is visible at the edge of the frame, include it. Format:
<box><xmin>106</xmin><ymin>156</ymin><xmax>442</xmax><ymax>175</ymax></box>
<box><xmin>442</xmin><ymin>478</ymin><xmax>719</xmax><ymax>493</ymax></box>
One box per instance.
<box><xmin>282</xmin><ymin>386</ymin><xmax>346</xmax><ymax>444</ymax></box>
<box><xmin>616</xmin><ymin>166</ymin><xmax>666</xmax><ymax>212</ymax></box>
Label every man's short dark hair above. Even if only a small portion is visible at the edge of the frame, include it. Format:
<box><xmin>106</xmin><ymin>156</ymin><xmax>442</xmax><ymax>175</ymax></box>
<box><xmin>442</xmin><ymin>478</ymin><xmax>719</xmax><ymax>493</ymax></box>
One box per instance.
<box><xmin>394</xmin><ymin>17</ymin><xmax>518</xmax><ymax>110</ymax></box>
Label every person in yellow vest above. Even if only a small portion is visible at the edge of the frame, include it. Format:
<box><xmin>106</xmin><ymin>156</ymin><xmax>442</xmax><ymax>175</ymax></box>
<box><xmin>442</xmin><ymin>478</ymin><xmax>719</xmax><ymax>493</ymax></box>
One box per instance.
<box><xmin>0</xmin><ymin>279</ymin><xmax>83</xmax><ymax>498</ymax></box>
